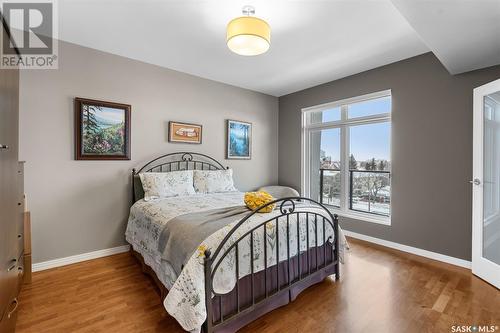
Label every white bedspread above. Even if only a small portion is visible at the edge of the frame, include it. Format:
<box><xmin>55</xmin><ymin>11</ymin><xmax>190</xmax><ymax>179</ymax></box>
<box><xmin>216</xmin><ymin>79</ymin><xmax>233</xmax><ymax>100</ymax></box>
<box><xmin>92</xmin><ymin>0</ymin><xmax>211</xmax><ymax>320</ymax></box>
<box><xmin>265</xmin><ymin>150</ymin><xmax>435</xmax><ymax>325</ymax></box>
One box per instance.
<box><xmin>125</xmin><ymin>192</ymin><xmax>346</xmax><ymax>332</ymax></box>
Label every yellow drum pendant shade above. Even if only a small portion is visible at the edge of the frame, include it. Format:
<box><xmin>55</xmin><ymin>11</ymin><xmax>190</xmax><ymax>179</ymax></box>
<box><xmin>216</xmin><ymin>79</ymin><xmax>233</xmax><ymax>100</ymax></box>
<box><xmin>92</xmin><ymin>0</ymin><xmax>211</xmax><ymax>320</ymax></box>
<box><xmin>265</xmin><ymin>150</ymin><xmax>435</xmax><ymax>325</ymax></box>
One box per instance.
<box><xmin>227</xmin><ymin>16</ymin><xmax>270</xmax><ymax>56</ymax></box>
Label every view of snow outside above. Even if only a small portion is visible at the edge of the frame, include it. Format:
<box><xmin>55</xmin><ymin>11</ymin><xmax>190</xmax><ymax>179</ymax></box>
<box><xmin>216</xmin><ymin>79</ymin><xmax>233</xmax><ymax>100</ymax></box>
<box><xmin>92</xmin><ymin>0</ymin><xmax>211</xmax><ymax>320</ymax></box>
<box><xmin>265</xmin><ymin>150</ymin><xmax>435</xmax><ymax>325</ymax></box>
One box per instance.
<box><xmin>318</xmin><ymin>96</ymin><xmax>391</xmax><ymax>216</ymax></box>
<box><xmin>321</xmin><ymin>170</ymin><xmax>391</xmax><ymax>216</ymax></box>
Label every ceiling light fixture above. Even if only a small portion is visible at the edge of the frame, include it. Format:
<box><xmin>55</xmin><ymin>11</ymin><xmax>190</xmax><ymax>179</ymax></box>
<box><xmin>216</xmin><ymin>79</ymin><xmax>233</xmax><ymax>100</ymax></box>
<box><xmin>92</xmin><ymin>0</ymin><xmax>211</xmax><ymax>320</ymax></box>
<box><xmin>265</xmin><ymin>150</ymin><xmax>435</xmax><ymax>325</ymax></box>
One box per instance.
<box><xmin>226</xmin><ymin>5</ymin><xmax>270</xmax><ymax>56</ymax></box>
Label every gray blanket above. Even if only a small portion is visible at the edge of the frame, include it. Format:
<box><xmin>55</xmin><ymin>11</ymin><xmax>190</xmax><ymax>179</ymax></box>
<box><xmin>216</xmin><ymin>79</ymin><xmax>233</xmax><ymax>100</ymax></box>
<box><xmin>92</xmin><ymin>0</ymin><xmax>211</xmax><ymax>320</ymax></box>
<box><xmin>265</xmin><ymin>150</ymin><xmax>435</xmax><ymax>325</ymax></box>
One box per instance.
<box><xmin>157</xmin><ymin>205</ymin><xmax>251</xmax><ymax>276</ymax></box>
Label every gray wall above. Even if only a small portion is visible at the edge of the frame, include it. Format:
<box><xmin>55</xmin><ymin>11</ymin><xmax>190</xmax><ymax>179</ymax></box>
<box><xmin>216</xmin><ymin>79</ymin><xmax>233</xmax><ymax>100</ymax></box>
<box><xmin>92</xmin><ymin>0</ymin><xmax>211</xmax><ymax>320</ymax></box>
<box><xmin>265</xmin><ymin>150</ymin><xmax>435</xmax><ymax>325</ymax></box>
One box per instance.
<box><xmin>19</xmin><ymin>41</ymin><xmax>278</xmax><ymax>264</ymax></box>
<box><xmin>279</xmin><ymin>53</ymin><xmax>500</xmax><ymax>261</ymax></box>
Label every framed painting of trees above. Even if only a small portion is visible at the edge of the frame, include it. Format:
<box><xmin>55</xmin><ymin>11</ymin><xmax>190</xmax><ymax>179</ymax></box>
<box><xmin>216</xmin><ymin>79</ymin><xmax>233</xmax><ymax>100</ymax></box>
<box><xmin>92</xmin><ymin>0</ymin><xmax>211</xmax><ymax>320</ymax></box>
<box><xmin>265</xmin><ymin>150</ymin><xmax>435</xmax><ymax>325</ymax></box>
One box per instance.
<box><xmin>74</xmin><ymin>98</ymin><xmax>131</xmax><ymax>160</ymax></box>
<box><xmin>226</xmin><ymin>119</ymin><xmax>252</xmax><ymax>159</ymax></box>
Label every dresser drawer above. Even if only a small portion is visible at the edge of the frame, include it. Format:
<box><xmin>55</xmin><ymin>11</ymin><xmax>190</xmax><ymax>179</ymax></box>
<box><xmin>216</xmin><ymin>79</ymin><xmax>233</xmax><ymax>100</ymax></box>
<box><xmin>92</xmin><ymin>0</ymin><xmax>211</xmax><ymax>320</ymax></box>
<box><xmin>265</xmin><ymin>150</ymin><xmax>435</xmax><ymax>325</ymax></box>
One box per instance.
<box><xmin>17</xmin><ymin>162</ymin><xmax>24</xmax><ymax>185</ymax></box>
<box><xmin>17</xmin><ymin>162</ymin><xmax>24</xmax><ymax>210</ymax></box>
<box><xmin>17</xmin><ymin>194</ymin><xmax>24</xmax><ymax>234</ymax></box>
<box><xmin>17</xmin><ymin>160</ymin><xmax>25</xmax><ymax>234</ymax></box>
<box><xmin>1</xmin><ymin>256</ymin><xmax>20</xmax><ymax>312</ymax></box>
<box><xmin>15</xmin><ymin>198</ymin><xmax>25</xmax><ymax>261</ymax></box>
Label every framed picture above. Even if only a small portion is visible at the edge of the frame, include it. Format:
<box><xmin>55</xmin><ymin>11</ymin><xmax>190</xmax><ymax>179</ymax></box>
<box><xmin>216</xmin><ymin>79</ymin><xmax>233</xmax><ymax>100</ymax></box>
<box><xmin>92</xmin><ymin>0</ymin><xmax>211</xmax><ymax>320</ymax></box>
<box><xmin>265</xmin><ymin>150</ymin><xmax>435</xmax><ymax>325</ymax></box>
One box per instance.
<box><xmin>74</xmin><ymin>98</ymin><xmax>131</xmax><ymax>160</ymax></box>
<box><xmin>168</xmin><ymin>121</ymin><xmax>202</xmax><ymax>144</ymax></box>
<box><xmin>226</xmin><ymin>119</ymin><xmax>252</xmax><ymax>159</ymax></box>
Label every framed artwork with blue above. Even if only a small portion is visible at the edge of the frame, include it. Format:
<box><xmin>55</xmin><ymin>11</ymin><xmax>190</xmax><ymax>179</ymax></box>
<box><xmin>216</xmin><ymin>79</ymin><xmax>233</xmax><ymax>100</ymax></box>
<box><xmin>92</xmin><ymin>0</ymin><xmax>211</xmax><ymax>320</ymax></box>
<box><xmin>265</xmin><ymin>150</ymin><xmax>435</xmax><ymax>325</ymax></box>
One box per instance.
<box><xmin>74</xmin><ymin>97</ymin><xmax>131</xmax><ymax>160</ymax></box>
<box><xmin>226</xmin><ymin>119</ymin><xmax>252</xmax><ymax>159</ymax></box>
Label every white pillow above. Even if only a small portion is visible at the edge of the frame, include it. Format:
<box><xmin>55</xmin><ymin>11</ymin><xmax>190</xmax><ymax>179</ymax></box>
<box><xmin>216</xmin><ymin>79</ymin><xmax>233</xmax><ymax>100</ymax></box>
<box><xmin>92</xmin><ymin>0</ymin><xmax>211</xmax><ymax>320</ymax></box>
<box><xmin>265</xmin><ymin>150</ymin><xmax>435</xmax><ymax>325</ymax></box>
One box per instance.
<box><xmin>193</xmin><ymin>169</ymin><xmax>237</xmax><ymax>194</ymax></box>
<box><xmin>139</xmin><ymin>171</ymin><xmax>195</xmax><ymax>201</ymax></box>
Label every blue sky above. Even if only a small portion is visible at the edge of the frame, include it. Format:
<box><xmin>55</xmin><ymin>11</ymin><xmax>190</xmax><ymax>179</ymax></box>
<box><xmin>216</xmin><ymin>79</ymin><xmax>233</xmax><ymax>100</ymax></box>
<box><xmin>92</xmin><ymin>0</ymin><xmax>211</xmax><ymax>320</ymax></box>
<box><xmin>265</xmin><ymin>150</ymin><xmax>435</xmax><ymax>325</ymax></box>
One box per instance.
<box><xmin>92</xmin><ymin>106</ymin><xmax>125</xmax><ymax>128</ymax></box>
<box><xmin>98</xmin><ymin>107</ymin><xmax>124</xmax><ymax>124</ymax></box>
<box><xmin>320</xmin><ymin>97</ymin><xmax>391</xmax><ymax>161</ymax></box>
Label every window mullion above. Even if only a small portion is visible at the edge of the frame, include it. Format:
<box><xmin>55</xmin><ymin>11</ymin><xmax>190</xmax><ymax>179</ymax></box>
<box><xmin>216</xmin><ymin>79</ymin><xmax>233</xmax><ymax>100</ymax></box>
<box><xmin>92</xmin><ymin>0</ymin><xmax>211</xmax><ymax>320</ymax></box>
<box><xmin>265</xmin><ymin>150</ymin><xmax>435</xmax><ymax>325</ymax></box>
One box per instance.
<box><xmin>340</xmin><ymin>105</ymin><xmax>348</xmax><ymax>211</ymax></box>
<box><xmin>341</xmin><ymin>105</ymin><xmax>347</xmax><ymax>121</ymax></box>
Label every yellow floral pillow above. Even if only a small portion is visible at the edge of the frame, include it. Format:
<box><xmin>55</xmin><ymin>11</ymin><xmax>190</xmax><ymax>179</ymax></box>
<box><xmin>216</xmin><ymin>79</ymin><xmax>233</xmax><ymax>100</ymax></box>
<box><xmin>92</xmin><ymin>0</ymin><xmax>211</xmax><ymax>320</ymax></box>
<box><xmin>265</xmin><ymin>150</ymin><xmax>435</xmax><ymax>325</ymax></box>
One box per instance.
<box><xmin>244</xmin><ymin>191</ymin><xmax>275</xmax><ymax>213</ymax></box>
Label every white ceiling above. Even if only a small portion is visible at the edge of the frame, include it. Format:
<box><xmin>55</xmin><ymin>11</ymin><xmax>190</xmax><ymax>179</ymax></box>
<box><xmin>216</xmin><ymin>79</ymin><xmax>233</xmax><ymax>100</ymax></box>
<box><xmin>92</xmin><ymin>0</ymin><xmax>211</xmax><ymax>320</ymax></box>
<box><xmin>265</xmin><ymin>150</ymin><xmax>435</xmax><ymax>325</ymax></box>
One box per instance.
<box><xmin>54</xmin><ymin>0</ymin><xmax>429</xmax><ymax>96</ymax></box>
<box><xmin>392</xmin><ymin>0</ymin><xmax>500</xmax><ymax>75</ymax></box>
<box><xmin>8</xmin><ymin>0</ymin><xmax>499</xmax><ymax>96</ymax></box>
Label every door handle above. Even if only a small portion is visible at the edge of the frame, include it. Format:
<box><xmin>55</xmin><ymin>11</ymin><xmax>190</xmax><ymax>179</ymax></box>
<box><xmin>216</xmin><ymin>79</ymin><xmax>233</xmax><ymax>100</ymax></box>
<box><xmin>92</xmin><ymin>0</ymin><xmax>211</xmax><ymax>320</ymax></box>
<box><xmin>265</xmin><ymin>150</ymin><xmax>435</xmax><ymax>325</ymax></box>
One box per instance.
<box><xmin>469</xmin><ymin>179</ymin><xmax>481</xmax><ymax>185</ymax></box>
<box><xmin>0</xmin><ymin>144</ymin><xmax>9</xmax><ymax>150</ymax></box>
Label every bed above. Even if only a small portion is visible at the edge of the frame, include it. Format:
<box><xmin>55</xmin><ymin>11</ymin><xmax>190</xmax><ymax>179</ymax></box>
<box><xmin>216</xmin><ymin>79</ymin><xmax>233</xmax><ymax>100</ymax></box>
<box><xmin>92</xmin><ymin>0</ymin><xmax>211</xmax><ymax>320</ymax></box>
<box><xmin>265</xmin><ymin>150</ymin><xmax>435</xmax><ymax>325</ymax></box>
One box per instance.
<box><xmin>126</xmin><ymin>152</ymin><xmax>346</xmax><ymax>333</ymax></box>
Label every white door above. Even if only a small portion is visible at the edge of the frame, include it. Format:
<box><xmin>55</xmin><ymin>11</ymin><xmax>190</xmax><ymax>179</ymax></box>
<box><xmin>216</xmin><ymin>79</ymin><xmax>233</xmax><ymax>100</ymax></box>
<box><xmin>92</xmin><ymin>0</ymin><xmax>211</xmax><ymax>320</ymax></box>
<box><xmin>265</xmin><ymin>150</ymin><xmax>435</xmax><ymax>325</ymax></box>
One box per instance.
<box><xmin>472</xmin><ymin>78</ymin><xmax>500</xmax><ymax>289</ymax></box>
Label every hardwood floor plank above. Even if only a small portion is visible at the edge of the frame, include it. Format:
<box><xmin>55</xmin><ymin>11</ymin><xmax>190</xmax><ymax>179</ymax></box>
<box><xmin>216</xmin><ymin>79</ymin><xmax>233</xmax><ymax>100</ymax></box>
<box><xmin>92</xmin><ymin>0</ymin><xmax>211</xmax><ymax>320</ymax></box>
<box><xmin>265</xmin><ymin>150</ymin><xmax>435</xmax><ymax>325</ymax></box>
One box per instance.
<box><xmin>16</xmin><ymin>238</ymin><xmax>499</xmax><ymax>333</ymax></box>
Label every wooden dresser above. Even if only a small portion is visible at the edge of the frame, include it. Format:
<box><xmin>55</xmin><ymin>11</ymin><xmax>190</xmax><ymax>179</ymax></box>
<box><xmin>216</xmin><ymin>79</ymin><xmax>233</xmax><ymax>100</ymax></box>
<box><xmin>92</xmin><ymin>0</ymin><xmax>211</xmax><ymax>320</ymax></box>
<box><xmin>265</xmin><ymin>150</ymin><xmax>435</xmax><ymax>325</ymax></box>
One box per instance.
<box><xmin>0</xmin><ymin>49</ymin><xmax>23</xmax><ymax>332</ymax></box>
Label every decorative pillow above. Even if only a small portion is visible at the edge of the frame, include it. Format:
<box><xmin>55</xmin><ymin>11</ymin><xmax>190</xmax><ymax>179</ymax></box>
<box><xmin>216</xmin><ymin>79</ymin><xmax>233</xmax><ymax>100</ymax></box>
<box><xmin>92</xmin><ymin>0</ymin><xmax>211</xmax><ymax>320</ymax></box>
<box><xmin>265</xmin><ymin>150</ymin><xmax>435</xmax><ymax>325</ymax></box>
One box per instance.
<box><xmin>139</xmin><ymin>171</ymin><xmax>195</xmax><ymax>201</ymax></box>
<box><xmin>244</xmin><ymin>191</ymin><xmax>275</xmax><ymax>213</ymax></box>
<box><xmin>193</xmin><ymin>169</ymin><xmax>237</xmax><ymax>193</ymax></box>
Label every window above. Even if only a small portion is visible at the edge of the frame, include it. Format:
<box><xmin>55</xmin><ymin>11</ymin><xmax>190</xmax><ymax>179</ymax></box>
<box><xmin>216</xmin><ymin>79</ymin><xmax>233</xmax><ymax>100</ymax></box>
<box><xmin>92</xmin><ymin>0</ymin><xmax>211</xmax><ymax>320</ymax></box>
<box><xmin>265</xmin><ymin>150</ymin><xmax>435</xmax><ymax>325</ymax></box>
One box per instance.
<box><xmin>302</xmin><ymin>90</ymin><xmax>392</xmax><ymax>224</ymax></box>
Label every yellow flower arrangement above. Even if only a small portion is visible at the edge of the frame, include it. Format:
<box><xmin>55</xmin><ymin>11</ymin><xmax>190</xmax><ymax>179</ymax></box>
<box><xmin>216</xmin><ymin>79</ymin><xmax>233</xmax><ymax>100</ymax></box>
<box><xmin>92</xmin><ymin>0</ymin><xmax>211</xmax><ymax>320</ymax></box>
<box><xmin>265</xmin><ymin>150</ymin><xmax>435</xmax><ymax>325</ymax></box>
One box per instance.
<box><xmin>244</xmin><ymin>191</ymin><xmax>275</xmax><ymax>213</ymax></box>
<box><xmin>197</xmin><ymin>244</ymin><xmax>207</xmax><ymax>258</ymax></box>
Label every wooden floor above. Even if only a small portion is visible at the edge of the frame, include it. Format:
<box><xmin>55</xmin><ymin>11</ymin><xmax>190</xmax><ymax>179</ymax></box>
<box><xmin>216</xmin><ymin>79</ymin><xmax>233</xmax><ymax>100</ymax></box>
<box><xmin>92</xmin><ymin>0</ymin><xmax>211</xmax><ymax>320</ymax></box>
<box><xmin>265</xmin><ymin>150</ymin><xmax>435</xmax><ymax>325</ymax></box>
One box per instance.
<box><xmin>17</xmin><ymin>238</ymin><xmax>499</xmax><ymax>333</ymax></box>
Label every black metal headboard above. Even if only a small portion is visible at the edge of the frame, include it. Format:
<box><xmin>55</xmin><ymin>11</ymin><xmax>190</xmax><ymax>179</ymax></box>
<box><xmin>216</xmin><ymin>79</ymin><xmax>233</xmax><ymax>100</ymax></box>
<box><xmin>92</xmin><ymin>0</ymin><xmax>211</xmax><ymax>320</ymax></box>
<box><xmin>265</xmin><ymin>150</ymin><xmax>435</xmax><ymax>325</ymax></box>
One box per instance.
<box><xmin>132</xmin><ymin>152</ymin><xmax>228</xmax><ymax>202</ymax></box>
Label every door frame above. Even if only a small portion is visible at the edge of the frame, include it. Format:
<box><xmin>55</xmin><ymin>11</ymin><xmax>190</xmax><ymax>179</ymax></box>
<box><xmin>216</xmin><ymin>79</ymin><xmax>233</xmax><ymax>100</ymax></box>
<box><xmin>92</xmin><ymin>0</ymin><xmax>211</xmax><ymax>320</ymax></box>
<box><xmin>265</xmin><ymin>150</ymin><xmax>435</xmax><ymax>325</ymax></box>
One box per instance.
<box><xmin>472</xmin><ymin>78</ymin><xmax>500</xmax><ymax>289</ymax></box>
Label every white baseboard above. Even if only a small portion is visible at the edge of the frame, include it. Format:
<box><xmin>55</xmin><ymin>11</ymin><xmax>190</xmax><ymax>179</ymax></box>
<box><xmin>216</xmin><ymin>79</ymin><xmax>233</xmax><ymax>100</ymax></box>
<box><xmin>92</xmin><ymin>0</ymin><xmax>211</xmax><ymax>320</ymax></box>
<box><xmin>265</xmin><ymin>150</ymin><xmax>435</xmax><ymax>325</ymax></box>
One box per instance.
<box><xmin>32</xmin><ymin>245</ymin><xmax>130</xmax><ymax>272</ymax></box>
<box><xmin>343</xmin><ymin>230</ymin><xmax>471</xmax><ymax>269</ymax></box>
<box><xmin>32</xmin><ymin>232</ymin><xmax>471</xmax><ymax>272</ymax></box>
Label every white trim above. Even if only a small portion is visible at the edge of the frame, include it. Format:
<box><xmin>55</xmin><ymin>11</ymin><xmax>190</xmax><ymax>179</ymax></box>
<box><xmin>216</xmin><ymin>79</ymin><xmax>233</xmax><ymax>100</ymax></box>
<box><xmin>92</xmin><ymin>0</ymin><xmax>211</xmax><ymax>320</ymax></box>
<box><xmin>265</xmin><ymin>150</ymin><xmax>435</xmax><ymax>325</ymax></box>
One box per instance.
<box><xmin>301</xmin><ymin>90</ymin><xmax>392</xmax><ymax>224</ymax></box>
<box><xmin>340</xmin><ymin>105</ymin><xmax>349</xmax><ymax>210</ymax></box>
<box><xmin>333</xmin><ymin>209</ymin><xmax>391</xmax><ymax>225</ymax></box>
<box><xmin>304</xmin><ymin>113</ymin><xmax>391</xmax><ymax>131</ymax></box>
<box><xmin>301</xmin><ymin>89</ymin><xmax>392</xmax><ymax>113</ymax></box>
<box><xmin>471</xmin><ymin>78</ymin><xmax>500</xmax><ymax>289</ymax></box>
<box><xmin>300</xmin><ymin>110</ymin><xmax>307</xmax><ymax>196</ymax></box>
<box><xmin>343</xmin><ymin>230</ymin><xmax>471</xmax><ymax>269</ymax></box>
<box><xmin>32</xmin><ymin>245</ymin><xmax>130</xmax><ymax>272</ymax></box>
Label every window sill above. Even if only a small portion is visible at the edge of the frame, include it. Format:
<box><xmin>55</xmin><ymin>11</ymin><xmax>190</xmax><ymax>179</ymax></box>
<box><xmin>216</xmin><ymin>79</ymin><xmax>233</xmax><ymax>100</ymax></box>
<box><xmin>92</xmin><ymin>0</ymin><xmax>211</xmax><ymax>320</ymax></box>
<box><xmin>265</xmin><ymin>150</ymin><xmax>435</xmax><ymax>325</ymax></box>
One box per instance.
<box><xmin>327</xmin><ymin>208</ymin><xmax>391</xmax><ymax>226</ymax></box>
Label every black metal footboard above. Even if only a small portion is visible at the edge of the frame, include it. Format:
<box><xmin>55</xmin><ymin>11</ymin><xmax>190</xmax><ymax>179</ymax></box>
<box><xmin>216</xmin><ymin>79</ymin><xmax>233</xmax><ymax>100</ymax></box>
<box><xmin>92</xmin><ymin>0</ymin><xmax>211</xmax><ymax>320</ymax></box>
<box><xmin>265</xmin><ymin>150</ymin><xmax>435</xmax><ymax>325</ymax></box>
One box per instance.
<box><xmin>203</xmin><ymin>197</ymin><xmax>340</xmax><ymax>333</ymax></box>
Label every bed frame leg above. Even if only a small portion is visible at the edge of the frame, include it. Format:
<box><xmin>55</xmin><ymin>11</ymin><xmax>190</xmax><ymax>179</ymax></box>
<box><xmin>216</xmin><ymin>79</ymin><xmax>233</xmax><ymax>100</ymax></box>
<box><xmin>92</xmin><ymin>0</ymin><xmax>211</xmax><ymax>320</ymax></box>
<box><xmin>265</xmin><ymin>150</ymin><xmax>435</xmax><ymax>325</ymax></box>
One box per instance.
<box><xmin>204</xmin><ymin>250</ymin><xmax>213</xmax><ymax>333</ymax></box>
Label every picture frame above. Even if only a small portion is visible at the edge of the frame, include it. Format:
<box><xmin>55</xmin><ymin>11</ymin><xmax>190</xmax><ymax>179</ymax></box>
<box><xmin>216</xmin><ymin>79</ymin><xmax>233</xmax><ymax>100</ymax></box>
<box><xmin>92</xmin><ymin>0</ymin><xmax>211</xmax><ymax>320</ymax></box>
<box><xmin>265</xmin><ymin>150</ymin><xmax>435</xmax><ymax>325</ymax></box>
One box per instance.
<box><xmin>74</xmin><ymin>97</ymin><xmax>131</xmax><ymax>160</ymax></box>
<box><xmin>226</xmin><ymin>119</ymin><xmax>252</xmax><ymax>159</ymax></box>
<box><xmin>168</xmin><ymin>121</ymin><xmax>203</xmax><ymax>144</ymax></box>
